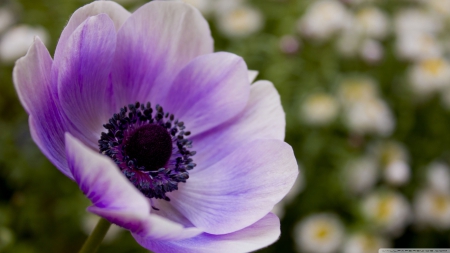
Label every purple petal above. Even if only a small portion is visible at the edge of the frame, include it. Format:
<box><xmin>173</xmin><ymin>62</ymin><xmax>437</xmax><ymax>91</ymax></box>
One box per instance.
<box><xmin>13</xmin><ymin>38</ymin><xmax>71</xmax><ymax>178</ymax></box>
<box><xmin>64</xmin><ymin>133</ymin><xmax>150</xmax><ymax>230</ymax></box>
<box><xmin>134</xmin><ymin>213</ymin><xmax>280</xmax><ymax>253</ymax></box>
<box><xmin>161</xmin><ymin>52</ymin><xmax>250</xmax><ymax>135</ymax></box>
<box><xmin>168</xmin><ymin>139</ymin><xmax>298</xmax><ymax>234</ymax></box>
<box><xmin>193</xmin><ymin>80</ymin><xmax>285</xmax><ymax>169</ymax></box>
<box><xmin>111</xmin><ymin>1</ymin><xmax>213</xmax><ymax>107</ymax></box>
<box><xmin>57</xmin><ymin>14</ymin><xmax>117</xmax><ymax>146</ymax></box>
<box><xmin>53</xmin><ymin>1</ymin><xmax>130</xmax><ymax>69</ymax></box>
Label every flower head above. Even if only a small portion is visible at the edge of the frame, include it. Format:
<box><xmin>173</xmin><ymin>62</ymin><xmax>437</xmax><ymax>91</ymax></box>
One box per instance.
<box><xmin>293</xmin><ymin>213</ymin><xmax>345</xmax><ymax>253</ymax></box>
<box><xmin>13</xmin><ymin>1</ymin><xmax>297</xmax><ymax>252</ymax></box>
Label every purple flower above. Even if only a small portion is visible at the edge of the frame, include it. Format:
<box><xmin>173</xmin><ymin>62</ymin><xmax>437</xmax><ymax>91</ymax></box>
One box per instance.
<box><xmin>13</xmin><ymin>1</ymin><xmax>298</xmax><ymax>252</ymax></box>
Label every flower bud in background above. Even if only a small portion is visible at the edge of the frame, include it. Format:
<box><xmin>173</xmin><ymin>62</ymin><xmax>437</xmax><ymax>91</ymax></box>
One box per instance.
<box><xmin>279</xmin><ymin>35</ymin><xmax>301</xmax><ymax>55</ymax></box>
<box><xmin>301</xmin><ymin>93</ymin><xmax>339</xmax><ymax>126</ymax></box>
<box><xmin>359</xmin><ymin>39</ymin><xmax>384</xmax><ymax>64</ymax></box>
<box><xmin>293</xmin><ymin>213</ymin><xmax>345</xmax><ymax>253</ymax></box>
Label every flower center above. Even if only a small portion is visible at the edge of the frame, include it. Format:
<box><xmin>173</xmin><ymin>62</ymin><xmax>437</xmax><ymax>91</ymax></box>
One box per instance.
<box><xmin>98</xmin><ymin>102</ymin><xmax>196</xmax><ymax>201</ymax></box>
<box><xmin>125</xmin><ymin>124</ymin><xmax>172</xmax><ymax>171</ymax></box>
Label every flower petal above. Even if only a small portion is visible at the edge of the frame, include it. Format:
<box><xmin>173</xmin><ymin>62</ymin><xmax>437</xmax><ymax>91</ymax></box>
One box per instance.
<box><xmin>135</xmin><ymin>213</ymin><xmax>280</xmax><ymax>253</ymax></box>
<box><xmin>53</xmin><ymin>1</ymin><xmax>130</xmax><ymax>67</ymax></box>
<box><xmin>248</xmin><ymin>70</ymin><xmax>259</xmax><ymax>83</ymax></box>
<box><xmin>162</xmin><ymin>52</ymin><xmax>250</xmax><ymax>135</ymax></box>
<box><xmin>193</xmin><ymin>80</ymin><xmax>285</xmax><ymax>169</ymax></box>
<box><xmin>64</xmin><ymin>133</ymin><xmax>150</xmax><ymax>230</ymax></box>
<box><xmin>111</xmin><ymin>1</ymin><xmax>213</xmax><ymax>107</ymax></box>
<box><xmin>13</xmin><ymin>38</ymin><xmax>71</xmax><ymax>178</ymax></box>
<box><xmin>57</xmin><ymin>14</ymin><xmax>117</xmax><ymax>146</ymax></box>
<box><xmin>168</xmin><ymin>139</ymin><xmax>298</xmax><ymax>234</ymax></box>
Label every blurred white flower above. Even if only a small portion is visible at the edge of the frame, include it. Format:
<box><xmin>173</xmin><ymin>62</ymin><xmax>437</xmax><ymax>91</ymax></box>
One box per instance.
<box><xmin>279</xmin><ymin>35</ymin><xmax>301</xmax><ymax>54</ymax></box>
<box><xmin>394</xmin><ymin>8</ymin><xmax>442</xmax><ymax>36</ymax></box>
<box><xmin>396</xmin><ymin>32</ymin><xmax>442</xmax><ymax>61</ymax></box>
<box><xmin>0</xmin><ymin>227</ymin><xmax>13</xmax><ymax>251</ymax></box>
<box><xmin>301</xmin><ymin>93</ymin><xmax>339</xmax><ymax>126</ymax></box>
<box><xmin>421</xmin><ymin>0</ymin><xmax>450</xmax><ymax>20</ymax></box>
<box><xmin>338</xmin><ymin>78</ymin><xmax>378</xmax><ymax>106</ymax></box>
<box><xmin>345</xmin><ymin>157</ymin><xmax>378</xmax><ymax>195</ymax></box>
<box><xmin>384</xmin><ymin>160</ymin><xmax>410</xmax><ymax>186</ymax></box>
<box><xmin>82</xmin><ymin>214</ymin><xmax>124</xmax><ymax>243</ymax></box>
<box><xmin>182</xmin><ymin>0</ymin><xmax>212</xmax><ymax>16</ymax></box>
<box><xmin>408</xmin><ymin>57</ymin><xmax>450</xmax><ymax>96</ymax></box>
<box><xmin>427</xmin><ymin>162</ymin><xmax>450</xmax><ymax>193</ymax></box>
<box><xmin>362</xmin><ymin>191</ymin><xmax>410</xmax><ymax>236</ymax></box>
<box><xmin>355</xmin><ymin>7</ymin><xmax>389</xmax><ymax>39</ymax></box>
<box><xmin>344</xmin><ymin>98</ymin><xmax>395</xmax><ymax>136</ymax></box>
<box><xmin>359</xmin><ymin>39</ymin><xmax>384</xmax><ymax>63</ymax></box>
<box><xmin>298</xmin><ymin>0</ymin><xmax>350</xmax><ymax>41</ymax></box>
<box><xmin>336</xmin><ymin>29</ymin><xmax>362</xmax><ymax>57</ymax></box>
<box><xmin>294</xmin><ymin>213</ymin><xmax>345</xmax><ymax>253</ymax></box>
<box><xmin>342</xmin><ymin>232</ymin><xmax>390</xmax><ymax>253</ymax></box>
<box><xmin>0</xmin><ymin>8</ymin><xmax>15</xmax><ymax>34</ymax></box>
<box><xmin>216</xmin><ymin>4</ymin><xmax>263</xmax><ymax>38</ymax></box>
<box><xmin>414</xmin><ymin>188</ymin><xmax>450</xmax><ymax>229</ymax></box>
<box><xmin>0</xmin><ymin>25</ymin><xmax>49</xmax><ymax>63</ymax></box>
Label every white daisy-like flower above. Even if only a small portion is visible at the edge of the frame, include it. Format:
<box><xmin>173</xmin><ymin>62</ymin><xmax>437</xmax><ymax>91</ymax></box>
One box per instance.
<box><xmin>362</xmin><ymin>191</ymin><xmax>411</xmax><ymax>236</ymax></box>
<box><xmin>426</xmin><ymin>162</ymin><xmax>450</xmax><ymax>193</ymax></box>
<box><xmin>298</xmin><ymin>0</ymin><xmax>350</xmax><ymax>41</ymax></box>
<box><xmin>408</xmin><ymin>57</ymin><xmax>450</xmax><ymax>96</ymax></box>
<box><xmin>293</xmin><ymin>213</ymin><xmax>345</xmax><ymax>253</ymax></box>
<box><xmin>0</xmin><ymin>24</ymin><xmax>49</xmax><ymax>63</ymax></box>
<box><xmin>336</xmin><ymin>28</ymin><xmax>362</xmax><ymax>57</ymax></box>
<box><xmin>394</xmin><ymin>8</ymin><xmax>442</xmax><ymax>36</ymax></box>
<box><xmin>384</xmin><ymin>160</ymin><xmax>410</xmax><ymax>186</ymax></box>
<box><xmin>344</xmin><ymin>157</ymin><xmax>378</xmax><ymax>195</ymax></box>
<box><xmin>301</xmin><ymin>93</ymin><xmax>339</xmax><ymax>126</ymax></box>
<box><xmin>355</xmin><ymin>6</ymin><xmax>389</xmax><ymax>39</ymax></box>
<box><xmin>342</xmin><ymin>232</ymin><xmax>390</xmax><ymax>253</ymax></box>
<box><xmin>414</xmin><ymin>188</ymin><xmax>450</xmax><ymax>230</ymax></box>
<box><xmin>216</xmin><ymin>4</ymin><xmax>263</xmax><ymax>38</ymax></box>
<box><xmin>338</xmin><ymin>78</ymin><xmax>378</xmax><ymax>106</ymax></box>
<box><xmin>344</xmin><ymin>98</ymin><xmax>395</xmax><ymax>136</ymax></box>
<box><xmin>396</xmin><ymin>32</ymin><xmax>442</xmax><ymax>61</ymax></box>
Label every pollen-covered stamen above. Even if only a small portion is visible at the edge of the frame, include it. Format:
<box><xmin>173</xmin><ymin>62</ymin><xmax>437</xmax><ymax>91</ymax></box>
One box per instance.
<box><xmin>98</xmin><ymin>102</ymin><xmax>196</xmax><ymax>201</ymax></box>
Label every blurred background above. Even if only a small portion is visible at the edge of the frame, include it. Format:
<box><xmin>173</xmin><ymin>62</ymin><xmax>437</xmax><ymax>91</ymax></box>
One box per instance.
<box><xmin>1</xmin><ymin>0</ymin><xmax>450</xmax><ymax>252</ymax></box>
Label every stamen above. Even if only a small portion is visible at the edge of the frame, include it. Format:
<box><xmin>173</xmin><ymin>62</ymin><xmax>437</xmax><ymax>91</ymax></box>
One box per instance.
<box><xmin>98</xmin><ymin>102</ymin><xmax>196</xmax><ymax>201</ymax></box>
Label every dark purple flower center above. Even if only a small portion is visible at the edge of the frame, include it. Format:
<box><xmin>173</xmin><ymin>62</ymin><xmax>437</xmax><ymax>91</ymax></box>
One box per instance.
<box><xmin>125</xmin><ymin>124</ymin><xmax>172</xmax><ymax>171</ymax></box>
<box><xmin>98</xmin><ymin>102</ymin><xmax>196</xmax><ymax>201</ymax></box>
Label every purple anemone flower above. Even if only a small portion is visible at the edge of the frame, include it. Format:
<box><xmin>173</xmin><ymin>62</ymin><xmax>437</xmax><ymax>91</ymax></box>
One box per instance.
<box><xmin>13</xmin><ymin>1</ymin><xmax>298</xmax><ymax>252</ymax></box>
